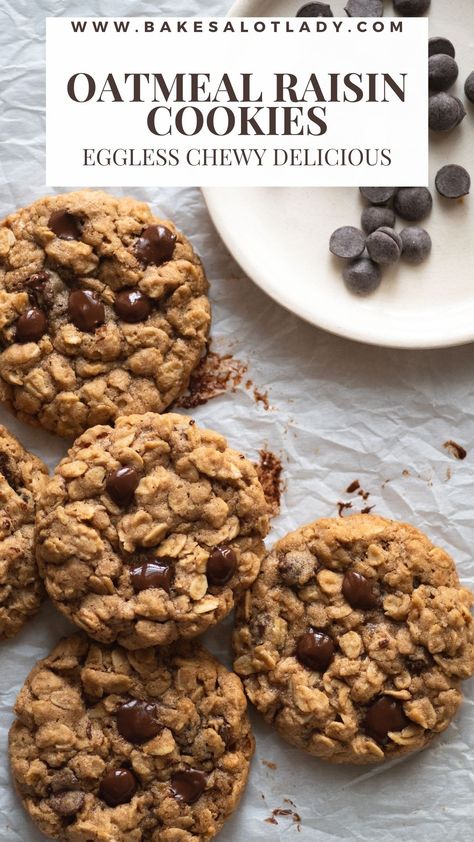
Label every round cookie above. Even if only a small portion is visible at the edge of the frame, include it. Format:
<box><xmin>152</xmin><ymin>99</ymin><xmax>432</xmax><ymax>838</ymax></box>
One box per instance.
<box><xmin>36</xmin><ymin>412</ymin><xmax>269</xmax><ymax>649</ymax></box>
<box><xmin>233</xmin><ymin>515</ymin><xmax>474</xmax><ymax>765</ymax></box>
<box><xmin>9</xmin><ymin>634</ymin><xmax>254</xmax><ymax>842</ymax></box>
<box><xmin>0</xmin><ymin>191</ymin><xmax>210</xmax><ymax>438</ymax></box>
<box><xmin>0</xmin><ymin>424</ymin><xmax>48</xmax><ymax>640</ymax></box>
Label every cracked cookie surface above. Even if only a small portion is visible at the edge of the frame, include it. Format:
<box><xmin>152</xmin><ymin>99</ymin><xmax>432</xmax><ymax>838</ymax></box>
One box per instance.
<box><xmin>0</xmin><ymin>424</ymin><xmax>48</xmax><ymax>640</ymax></box>
<box><xmin>9</xmin><ymin>634</ymin><xmax>254</xmax><ymax>842</ymax></box>
<box><xmin>0</xmin><ymin>190</ymin><xmax>210</xmax><ymax>438</ymax></box>
<box><xmin>233</xmin><ymin>515</ymin><xmax>474</xmax><ymax>764</ymax></box>
<box><xmin>36</xmin><ymin>412</ymin><xmax>269</xmax><ymax>649</ymax></box>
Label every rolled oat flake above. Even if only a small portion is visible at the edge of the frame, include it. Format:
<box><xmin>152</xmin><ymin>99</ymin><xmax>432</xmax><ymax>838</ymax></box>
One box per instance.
<box><xmin>329</xmin><ymin>226</ymin><xmax>366</xmax><ymax>259</ymax></box>
<box><xmin>435</xmin><ymin>165</ymin><xmax>471</xmax><ymax>199</ymax></box>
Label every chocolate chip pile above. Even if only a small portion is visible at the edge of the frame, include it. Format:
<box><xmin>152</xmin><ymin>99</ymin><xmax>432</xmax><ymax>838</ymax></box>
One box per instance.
<box><xmin>329</xmin><ymin>31</ymin><xmax>472</xmax><ymax>296</ymax></box>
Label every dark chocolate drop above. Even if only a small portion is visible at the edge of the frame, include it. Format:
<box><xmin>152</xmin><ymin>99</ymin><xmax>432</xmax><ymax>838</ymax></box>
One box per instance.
<box><xmin>106</xmin><ymin>466</ymin><xmax>139</xmax><ymax>507</ymax></box>
<box><xmin>116</xmin><ymin>700</ymin><xmax>161</xmax><ymax>744</ymax></box>
<box><xmin>99</xmin><ymin>768</ymin><xmax>137</xmax><ymax>807</ymax></box>
<box><xmin>206</xmin><ymin>546</ymin><xmax>236</xmax><ymax>586</ymax></box>
<box><xmin>48</xmin><ymin>210</ymin><xmax>82</xmax><ymax>240</ymax></box>
<box><xmin>68</xmin><ymin>289</ymin><xmax>105</xmax><ymax>332</ymax></box>
<box><xmin>170</xmin><ymin>769</ymin><xmax>207</xmax><ymax>805</ymax></box>
<box><xmin>16</xmin><ymin>308</ymin><xmax>47</xmax><ymax>342</ymax></box>
<box><xmin>134</xmin><ymin>225</ymin><xmax>176</xmax><ymax>265</ymax></box>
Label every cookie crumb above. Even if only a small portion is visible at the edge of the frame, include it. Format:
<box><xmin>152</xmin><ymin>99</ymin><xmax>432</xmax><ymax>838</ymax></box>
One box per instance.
<box><xmin>346</xmin><ymin>480</ymin><xmax>360</xmax><ymax>493</ymax></box>
<box><xmin>337</xmin><ymin>501</ymin><xmax>353</xmax><ymax>517</ymax></box>
<box><xmin>443</xmin><ymin>440</ymin><xmax>467</xmax><ymax>460</ymax></box>
<box><xmin>262</xmin><ymin>759</ymin><xmax>277</xmax><ymax>770</ymax></box>
<box><xmin>175</xmin><ymin>348</ymin><xmax>248</xmax><ymax>409</ymax></box>
<box><xmin>266</xmin><ymin>806</ymin><xmax>302</xmax><ymax>831</ymax></box>
<box><xmin>253</xmin><ymin>386</ymin><xmax>270</xmax><ymax>410</ymax></box>
<box><xmin>256</xmin><ymin>450</ymin><xmax>284</xmax><ymax>517</ymax></box>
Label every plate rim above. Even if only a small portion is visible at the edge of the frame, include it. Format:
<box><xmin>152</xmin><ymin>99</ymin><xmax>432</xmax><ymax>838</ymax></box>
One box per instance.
<box><xmin>201</xmin><ymin>0</ymin><xmax>474</xmax><ymax>351</ymax></box>
<box><xmin>202</xmin><ymin>186</ymin><xmax>474</xmax><ymax>351</ymax></box>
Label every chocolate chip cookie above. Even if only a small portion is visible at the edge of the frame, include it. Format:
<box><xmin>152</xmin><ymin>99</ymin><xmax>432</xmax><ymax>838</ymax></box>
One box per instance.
<box><xmin>0</xmin><ymin>191</ymin><xmax>210</xmax><ymax>438</ymax></box>
<box><xmin>233</xmin><ymin>515</ymin><xmax>474</xmax><ymax>765</ymax></box>
<box><xmin>0</xmin><ymin>424</ymin><xmax>48</xmax><ymax>640</ymax></box>
<box><xmin>36</xmin><ymin>412</ymin><xmax>269</xmax><ymax>649</ymax></box>
<box><xmin>9</xmin><ymin>633</ymin><xmax>254</xmax><ymax>842</ymax></box>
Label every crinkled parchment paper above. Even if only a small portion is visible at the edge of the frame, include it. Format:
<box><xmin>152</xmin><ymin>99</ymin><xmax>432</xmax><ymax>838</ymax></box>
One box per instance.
<box><xmin>0</xmin><ymin>1</ymin><xmax>473</xmax><ymax>840</ymax></box>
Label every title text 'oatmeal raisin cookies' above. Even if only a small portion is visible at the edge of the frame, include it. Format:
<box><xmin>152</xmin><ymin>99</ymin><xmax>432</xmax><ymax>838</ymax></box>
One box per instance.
<box><xmin>9</xmin><ymin>634</ymin><xmax>254</xmax><ymax>842</ymax></box>
<box><xmin>233</xmin><ymin>515</ymin><xmax>474</xmax><ymax>764</ymax></box>
<box><xmin>0</xmin><ymin>190</ymin><xmax>210</xmax><ymax>437</ymax></box>
<box><xmin>36</xmin><ymin>412</ymin><xmax>269</xmax><ymax>649</ymax></box>
<box><xmin>0</xmin><ymin>424</ymin><xmax>48</xmax><ymax>640</ymax></box>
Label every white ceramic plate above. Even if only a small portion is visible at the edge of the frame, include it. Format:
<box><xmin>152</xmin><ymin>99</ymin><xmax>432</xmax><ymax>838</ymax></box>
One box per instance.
<box><xmin>203</xmin><ymin>0</ymin><xmax>474</xmax><ymax>349</ymax></box>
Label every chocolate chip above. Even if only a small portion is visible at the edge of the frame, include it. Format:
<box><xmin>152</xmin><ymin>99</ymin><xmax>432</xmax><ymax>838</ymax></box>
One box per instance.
<box><xmin>68</xmin><ymin>290</ymin><xmax>105</xmax><ymax>332</ymax></box>
<box><xmin>106</xmin><ymin>466</ymin><xmax>139</xmax><ymax>507</ymax></box>
<box><xmin>329</xmin><ymin>226</ymin><xmax>366</xmax><ymax>260</ymax></box>
<box><xmin>296</xmin><ymin>630</ymin><xmax>335</xmax><ymax>672</ymax></box>
<box><xmin>49</xmin><ymin>791</ymin><xmax>85</xmax><ymax>817</ymax></box>
<box><xmin>134</xmin><ymin>225</ymin><xmax>176</xmax><ymax>266</ymax></box>
<box><xmin>359</xmin><ymin>187</ymin><xmax>397</xmax><ymax>206</ymax></box>
<box><xmin>393</xmin><ymin>0</ymin><xmax>430</xmax><ymax>14</ymax></box>
<box><xmin>361</xmin><ymin>206</ymin><xmax>396</xmax><ymax>235</ymax></box>
<box><xmin>343</xmin><ymin>258</ymin><xmax>382</xmax><ymax>297</ymax></box>
<box><xmin>116</xmin><ymin>700</ymin><xmax>161</xmax><ymax>744</ymax></box>
<box><xmin>394</xmin><ymin>187</ymin><xmax>433</xmax><ymax>222</ymax></box>
<box><xmin>345</xmin><ymin>0</ymin><xmax>383</xmax><ymax>17</ymax></box>
<box><xmin>400</xmin><ymin>227</ymin><xmax>432</xmax><ymax>264</ymax></box>
<box><xmin>429</xmin><ymin>55</ymin><xmax>459</xmax><ymax>93</ymax></box>
<box><xmin>429</xmin><ymin>37</ymin><xmax>455</xmax><ymax>59</ymax></box>
<box><xmin>114</xmin><ymin>289</ymin><xmax>152</xmax><ymax>323</ymax></box>
<box><xmin>206</xmin><ymin>545</ymin><xmax>236</xmax><ymax>586</ymax></box>
<box><xmin>26</xmin><ymin>271</ymin><xmax>50</xmax><ymax>291</ymax></box>
<box><xmin>429</xmin><ymin>93</ymin><xmax>466</xmax><ymax>132</ymax></box>
<box><xmin>342</xmin><ymin>570</ymin><xmax>379</xmax><ymax>609</ymax></box>
<box><xmin>465</xmin><ymin>71</ymin><xmax>474</xmax><ymax>104</ymax></box>
<box><xmin>130</xmin><ymin>561</ymin><xmax>172</xmax><ymax>593</ymax></box>
<box><xmin>435</xmin><ymin>165</ymin><xmax>471</xmax><ymax>199</ymax></box>
<box><xmin>364</xmin><ymin>696</ymin><xmax>408</xmax><ymax>743</ymax></box>
<box><xmin>366</xmin><ymin>227</ymin><xmax>402</xmax><ymax>265</ymax></box>
<box><xmin>48</xmin><ymin>210</ymin><xmax>82</xmax><ymax>240</ymax></box>
<box><xmin>99</xmin><ymin>769</ymin><xmax>137</xmax><ymax>807</ymax></box>
<box><xmin>170</xmin><ymin>769</ymin><xmax>207</xmax><ymax>805</ymax></box>
<box><xmin>15</xmin><ymin>308</ymin><xmax>47</xmax><ymax>342</ymax></box>
<box><xmin>296</xmin><ymin>2</ymin><xmax>333</xmax><ymax>15</ymax></box>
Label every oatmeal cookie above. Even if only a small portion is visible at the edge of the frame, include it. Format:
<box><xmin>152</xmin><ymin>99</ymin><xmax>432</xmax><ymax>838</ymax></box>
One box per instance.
<box><xmin>0</xmin><ymin>424</ymin><xmax>48</xmax><ymax>640</ymax></box>
<box><xmin>36</xmin><ymin>412</ymin><xmax>268</xmax><ymax>649</ymax></box>
<box><xmin>0</xmin><ymin>191</ymin><xmax>210</xmax><ymax>438</ymax></box>
<box><xmin>9</xmin><ymin>634</ymin><xmax>254</xmax><ymax>842</ymax></box>
<box><xmin>233</xmin><ymin>515</ymin><xmax>474</xmax><ymax>764</ymax></box>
